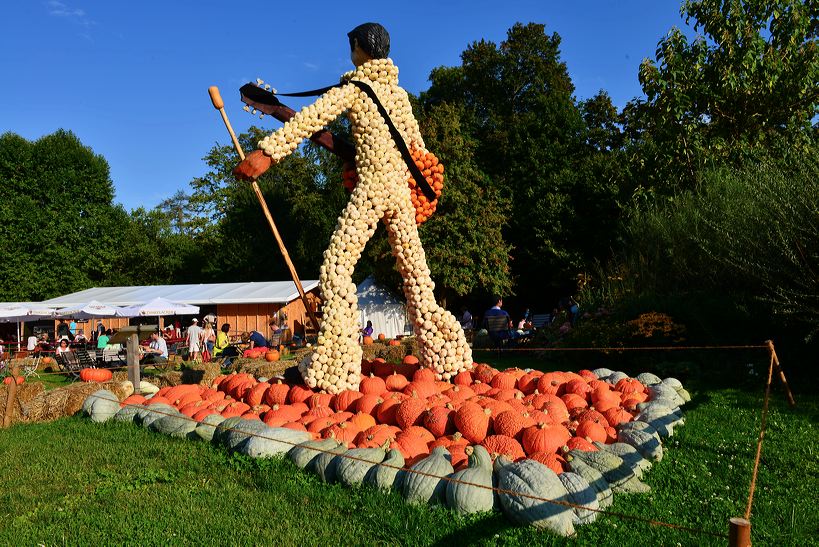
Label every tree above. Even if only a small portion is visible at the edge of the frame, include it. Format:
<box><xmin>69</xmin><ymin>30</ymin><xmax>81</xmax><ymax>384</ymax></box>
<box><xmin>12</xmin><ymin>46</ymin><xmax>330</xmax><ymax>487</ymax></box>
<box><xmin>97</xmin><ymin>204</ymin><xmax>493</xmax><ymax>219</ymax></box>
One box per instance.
<box><xmin>422</xmin><ymin>23</ymin><xmax>625</xmax><ymax>305</ymax></box>
<box><xmin>625</xmin><ymin>0</ymin><xmax>819</xmax><ymax>192</ymax></box>
<box><xmin>0</xmin><ymin>130</ymin><xmax>125</xmax><ymax>300</ymax></box>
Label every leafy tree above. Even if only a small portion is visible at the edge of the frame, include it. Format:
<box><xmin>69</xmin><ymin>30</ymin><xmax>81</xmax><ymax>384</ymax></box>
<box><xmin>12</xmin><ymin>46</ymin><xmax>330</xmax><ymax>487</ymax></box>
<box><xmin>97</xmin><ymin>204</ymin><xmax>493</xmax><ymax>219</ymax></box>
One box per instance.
<box><xmin>0</xmin><ymin>130</ymin><xmax>125</xmax><ymax>300</ymax></box>
<box><xmin>423</xmin><ymin>23</ymin><xmax>625</xmax><ymax>304</ymax></box>
<box><xmin>625</xmin><ymin>0</ymin><xmax>819</xmax><ymax>192</ymax></box>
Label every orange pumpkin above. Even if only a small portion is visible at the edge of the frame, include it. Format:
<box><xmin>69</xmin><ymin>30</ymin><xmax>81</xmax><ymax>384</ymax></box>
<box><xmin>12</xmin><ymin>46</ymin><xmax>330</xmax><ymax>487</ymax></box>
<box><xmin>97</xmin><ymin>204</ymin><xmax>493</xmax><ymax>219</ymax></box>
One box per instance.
<box><xmin>362</xmin><ymin>335</ymin><xmax>374</xmax><ymax>346</ymax></box>
<box><xmin>79</xmin><ymin>368</ymin><xmax>113</xmax><ymax>383</ymax></box>
<box><xmin>377</xmin><ymin>333</ymin><xmax>386</xmax><ymax>341</ymax></box>
<box><xmin>264</xmin><ymin>350</ymin><xmax>280</xmax><ymax>362</ymax></box>
<box><xmin>41</xmin><ymin>356</ymin><xmax>54</xmax><ymax>366</ymax></box>
<box><xmin>388</xmin><ymin>339</ymin><xmax>401</xmax><ymax>346</ymax></box>
<box><xmin>3</xmin><ymin>375</ymin><xmax>24</xmax><ymax>385</ymax></box>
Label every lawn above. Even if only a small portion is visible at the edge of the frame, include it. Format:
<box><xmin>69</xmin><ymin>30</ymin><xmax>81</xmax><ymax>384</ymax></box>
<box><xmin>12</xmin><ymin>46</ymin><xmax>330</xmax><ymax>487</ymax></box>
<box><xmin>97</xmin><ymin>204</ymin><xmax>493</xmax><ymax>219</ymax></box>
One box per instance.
<box><xmin>1</xmin><ymin>351</ymin><xmax>816</xmax><ymax>546</ymax></box>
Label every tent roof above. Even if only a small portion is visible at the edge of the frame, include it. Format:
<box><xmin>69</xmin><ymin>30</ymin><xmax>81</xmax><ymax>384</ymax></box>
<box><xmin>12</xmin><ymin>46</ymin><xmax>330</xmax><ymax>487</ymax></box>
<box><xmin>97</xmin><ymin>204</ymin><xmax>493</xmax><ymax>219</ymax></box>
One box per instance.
<box><xmin>41</xmin><ymin>281</ymin><xmax>320</xmax><ymax>308</ymax></box>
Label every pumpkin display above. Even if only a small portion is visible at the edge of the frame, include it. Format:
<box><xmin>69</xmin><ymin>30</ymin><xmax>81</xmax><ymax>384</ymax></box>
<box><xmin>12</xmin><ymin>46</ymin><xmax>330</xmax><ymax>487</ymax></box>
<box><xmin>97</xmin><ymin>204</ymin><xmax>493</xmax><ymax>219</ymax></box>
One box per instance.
<box><xmin>92</xmin><ymin>359</ymin><xmax>687</xmax><ymax>533</ymax></box>
<box><xmin>3</xmin><ymin>376</ymin><xmax>24</xmax><ymax>385</ymax></box>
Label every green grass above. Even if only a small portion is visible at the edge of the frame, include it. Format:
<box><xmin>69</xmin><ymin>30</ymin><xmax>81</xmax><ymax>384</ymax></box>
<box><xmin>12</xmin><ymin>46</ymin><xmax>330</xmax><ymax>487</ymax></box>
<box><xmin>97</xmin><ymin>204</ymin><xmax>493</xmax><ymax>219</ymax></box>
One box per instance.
<box><xmin>1</xmin><ymin>353</ymin><xmax>817</xmax><ymax>546</ymax></box>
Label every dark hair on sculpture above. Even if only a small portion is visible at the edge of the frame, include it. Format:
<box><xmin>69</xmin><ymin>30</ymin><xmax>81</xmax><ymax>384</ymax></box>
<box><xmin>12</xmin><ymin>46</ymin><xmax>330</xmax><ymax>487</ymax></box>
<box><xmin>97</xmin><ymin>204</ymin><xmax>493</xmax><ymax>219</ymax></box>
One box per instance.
<box><xmin>347</xmin><ymin>23</ymin><xmax>390</xmax><ymax>59</ymax></box>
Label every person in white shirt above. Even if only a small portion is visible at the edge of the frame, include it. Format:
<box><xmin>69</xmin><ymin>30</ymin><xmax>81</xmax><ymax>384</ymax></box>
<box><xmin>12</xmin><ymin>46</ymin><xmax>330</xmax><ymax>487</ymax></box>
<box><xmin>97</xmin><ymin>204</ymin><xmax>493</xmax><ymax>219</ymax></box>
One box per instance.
<box><xmin>27</xmin><ymin>334</ymin><xmax>38</xmax><ymax>352</ymax></box>
<box><xmin>142</xmin><ymin>330</ymin><xmax>168</xmax><ymax>365</ymax></box>
<box><xmin>185</xmin><ymin>318</ymin><xmax>202</xmax><ymax>361</ymax></box>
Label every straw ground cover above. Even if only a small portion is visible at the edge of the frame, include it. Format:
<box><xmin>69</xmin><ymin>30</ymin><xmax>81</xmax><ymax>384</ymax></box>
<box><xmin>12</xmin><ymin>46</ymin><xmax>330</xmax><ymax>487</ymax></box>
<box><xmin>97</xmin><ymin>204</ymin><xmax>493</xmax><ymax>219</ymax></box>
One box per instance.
<box><xmin>0</xmin><ymin>354</ymin><xmax>816</xmax><ymax>546</ymax></box>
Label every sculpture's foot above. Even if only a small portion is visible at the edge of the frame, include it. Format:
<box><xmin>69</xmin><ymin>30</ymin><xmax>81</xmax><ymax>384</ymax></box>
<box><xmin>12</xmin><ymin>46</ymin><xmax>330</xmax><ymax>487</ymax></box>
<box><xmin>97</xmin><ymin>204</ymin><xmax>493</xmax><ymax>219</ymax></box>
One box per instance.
<box><xmin>415</xmin><ymin>306</ymin><xmax>473</xmax><ymax>380</ymax></box>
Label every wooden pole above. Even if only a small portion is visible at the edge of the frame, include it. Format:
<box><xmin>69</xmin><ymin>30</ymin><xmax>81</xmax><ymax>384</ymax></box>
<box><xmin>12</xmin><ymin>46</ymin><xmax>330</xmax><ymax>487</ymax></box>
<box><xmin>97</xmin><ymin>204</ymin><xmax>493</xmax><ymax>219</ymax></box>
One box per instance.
<box><xmin>2</xmin><ymin>362</ymin><xmax>20</xmax><ymax>428</ymax></box>
<box><xmin>729</xmin><ymin>517</ymin><xmax>751</xmax><ymax>547</ymax></box>
<box><xmin>764</xmin><ymin>340</ymin><xmax>796</xmax><ymax>407</ymax></box>
<box><xmin>127</xmin><ymin>334</ymin><xmax>140</xmax><ymax>394</ymax></box>
<box><xmin>208</xmin><ymin>86</ymin><xmax>321</xmax><ymax>335</ymax></box>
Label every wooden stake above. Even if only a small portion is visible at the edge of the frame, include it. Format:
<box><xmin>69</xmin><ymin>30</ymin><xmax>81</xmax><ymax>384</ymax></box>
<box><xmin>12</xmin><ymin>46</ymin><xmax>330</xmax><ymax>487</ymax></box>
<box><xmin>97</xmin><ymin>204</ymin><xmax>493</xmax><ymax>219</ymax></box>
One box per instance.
<box><xmin>2</xmin><ymin>362</ymin><xmax>21</xmax><ymax>428</ymax></box>
<box><xmin>729</xmin><ymin>517</ymin><xmax>751</xmax><ymax>547</ymax></box>
<box><xmin>765</xmin><ymin>340</ymin><xmax>796</xmax><ymax>407</ymax></box>
<box><xmin>208</xmin><ymin>86</ymin><xmax>321</xmax><ymax>335</ymax></box>
<box><xmin>127</xmin><ymin>333</ymin><xmax>140</xmax><ymax>394</ymax></box>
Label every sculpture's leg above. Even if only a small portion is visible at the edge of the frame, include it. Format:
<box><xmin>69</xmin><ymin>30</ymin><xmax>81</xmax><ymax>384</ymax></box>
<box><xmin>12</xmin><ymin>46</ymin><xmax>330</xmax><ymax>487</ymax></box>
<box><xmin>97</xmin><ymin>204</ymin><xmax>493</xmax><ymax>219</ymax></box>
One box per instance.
<box><xmin>382</xmin><ymin>203</ymin><xmax>473</xmax><ymax>381</ymax></box>
<box><xmin>300</xmin><ymin>181</ymin><xmax>384</xmax><ymax>394</ymax></box>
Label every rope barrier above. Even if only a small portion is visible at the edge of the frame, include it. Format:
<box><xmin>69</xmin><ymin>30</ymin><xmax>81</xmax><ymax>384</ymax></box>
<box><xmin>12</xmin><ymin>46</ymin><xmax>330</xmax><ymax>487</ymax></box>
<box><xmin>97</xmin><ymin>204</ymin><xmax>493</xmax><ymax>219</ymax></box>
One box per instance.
<box><xmin>67</xmin><ymin>391</ymin><xmax>728</xmax><ymax>539</ymax></box>
<box><xmin>744</xmin><ymin>352</ymin><xmax>774</xmax><ymax>520</ymax></box>
<box><xmin>472</xmin><ymin>344</ymin><xmax>769</xmax><ymax>351</ymax></box>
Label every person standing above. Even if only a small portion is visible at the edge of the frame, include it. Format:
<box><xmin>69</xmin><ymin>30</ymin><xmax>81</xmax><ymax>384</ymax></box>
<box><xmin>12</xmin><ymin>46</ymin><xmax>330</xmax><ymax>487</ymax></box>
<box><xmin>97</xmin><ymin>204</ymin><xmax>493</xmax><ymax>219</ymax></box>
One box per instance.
<box><xmin>200</xmin><ymin>321</ymin><xmax>216</xmax><ymax>359</ymax></box>
<box><xmin>96</xmin><ymin>329</ymin><xmax>111</xmax><ymax>349</ymax></box>
<box><xmin>68</xmin><ymin>320</ymin><xmax>77</xmax><ymax>336</ymax></box>
<box><xmin>186</xmin><ymin>318</ymin><xmax>203</xmax><ymax>361</ymax></box>
<box><xmin>27</xmin><ymin>332</ymin><xmax>39</xmax><ymax>352</ymax></box>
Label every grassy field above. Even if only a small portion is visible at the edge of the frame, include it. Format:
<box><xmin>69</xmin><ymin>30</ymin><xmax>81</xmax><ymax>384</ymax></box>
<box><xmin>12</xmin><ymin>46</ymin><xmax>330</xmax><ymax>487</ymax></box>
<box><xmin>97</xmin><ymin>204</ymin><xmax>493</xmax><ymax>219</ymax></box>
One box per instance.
<box><xmin>1</xmin><ymin>351</ymin><xmax>816</xmax><ymax>546</ymax></box>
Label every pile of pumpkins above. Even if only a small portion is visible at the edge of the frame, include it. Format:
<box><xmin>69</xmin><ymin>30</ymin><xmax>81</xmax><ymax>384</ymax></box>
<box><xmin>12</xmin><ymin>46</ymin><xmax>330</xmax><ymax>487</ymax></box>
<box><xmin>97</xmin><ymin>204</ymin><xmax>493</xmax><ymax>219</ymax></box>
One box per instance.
<box><xmin>94</xmin><ymin>358</ymin><xmax>688</xmax><ymax>537</ymax></box>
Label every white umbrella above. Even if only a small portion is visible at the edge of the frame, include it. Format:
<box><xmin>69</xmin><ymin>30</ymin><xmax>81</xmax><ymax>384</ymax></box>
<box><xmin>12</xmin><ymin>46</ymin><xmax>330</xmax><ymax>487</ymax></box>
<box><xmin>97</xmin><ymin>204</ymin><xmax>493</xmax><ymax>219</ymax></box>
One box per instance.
<box><xmin>0</xmin><ymin>303</ymin><xmax>57</xmax><ymax>351</ymax></box>
<box><xmin>55</xmin><ymin>300</ymin><xmax>124</xmax><ymax>320</ymax></box>
<box><xmin>0</xmin><ymin>304</ymin><xmax>56</xmax><ymax>322</ymax></box>
<box><xmin>116</xmin><ymin>297</ymin><xmax>200</xmax><ymax>318</ymax></box>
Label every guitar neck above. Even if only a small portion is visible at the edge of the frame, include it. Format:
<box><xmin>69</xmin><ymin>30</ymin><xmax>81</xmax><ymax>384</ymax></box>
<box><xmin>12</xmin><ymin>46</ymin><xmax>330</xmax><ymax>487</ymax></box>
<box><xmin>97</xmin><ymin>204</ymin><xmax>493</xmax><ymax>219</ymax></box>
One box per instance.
<box><xmin>239</xmin><ymin>84</ymin><xmax>356</xmax><ymax>162</ymax></box>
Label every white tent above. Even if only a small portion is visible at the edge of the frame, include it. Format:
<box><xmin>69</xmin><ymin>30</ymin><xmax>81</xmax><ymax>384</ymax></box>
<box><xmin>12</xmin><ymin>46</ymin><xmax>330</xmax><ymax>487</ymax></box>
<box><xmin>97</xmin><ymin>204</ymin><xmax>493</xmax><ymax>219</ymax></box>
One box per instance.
<box><xmin>0</xmin><ymin>303</ymin><xmax>57</xmax><ymax>350</ymax></box>
<box><xmin>356</xmin><ymin>276</ymin><xmax>410</xmax><ymax>339</ymax></box>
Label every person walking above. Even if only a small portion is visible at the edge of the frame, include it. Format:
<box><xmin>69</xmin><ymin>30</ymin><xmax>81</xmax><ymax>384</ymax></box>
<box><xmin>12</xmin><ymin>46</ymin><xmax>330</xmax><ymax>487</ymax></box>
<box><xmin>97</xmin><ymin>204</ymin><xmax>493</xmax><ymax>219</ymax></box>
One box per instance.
<box><xmin>186</xmin><ymin>318</ymin><xmax>203</xmax><ymax>361</ymax></box>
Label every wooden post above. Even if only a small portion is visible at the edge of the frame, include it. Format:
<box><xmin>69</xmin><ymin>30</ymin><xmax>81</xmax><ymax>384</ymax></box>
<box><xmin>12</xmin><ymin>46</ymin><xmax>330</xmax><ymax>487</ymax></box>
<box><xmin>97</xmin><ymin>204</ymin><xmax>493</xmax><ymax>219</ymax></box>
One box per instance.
<box><xmin>2</xmin><ymin>362</ymin><xmax>21</xmax><ymax>428</ymax></box>
<box><xmin>127</xmin><ymin>334</ymin><xmax>140</xmax><ymax>394</ymax></box>
<box><xmin>208</xmin><ymin>85</ymin><xmax>321</xmax><ymax>334</ymax></box>
<box><xmin>729</xmin><ymin>517</ymin><xmax>751</xmax><ymax>547</ymax></box>
<box><xmin>765</xmin><ymin>340</ymin><xmax>796</xmax><ymax>407</ymax></box>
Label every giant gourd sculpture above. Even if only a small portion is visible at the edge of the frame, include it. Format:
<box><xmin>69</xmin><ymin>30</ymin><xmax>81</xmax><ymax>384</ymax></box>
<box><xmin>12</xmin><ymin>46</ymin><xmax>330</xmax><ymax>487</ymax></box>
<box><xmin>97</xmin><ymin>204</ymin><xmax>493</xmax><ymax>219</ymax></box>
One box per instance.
<box><xmin>234</xmin><ymin>23</ymin><xmax>472</xmax><ymax>393</ymax></box>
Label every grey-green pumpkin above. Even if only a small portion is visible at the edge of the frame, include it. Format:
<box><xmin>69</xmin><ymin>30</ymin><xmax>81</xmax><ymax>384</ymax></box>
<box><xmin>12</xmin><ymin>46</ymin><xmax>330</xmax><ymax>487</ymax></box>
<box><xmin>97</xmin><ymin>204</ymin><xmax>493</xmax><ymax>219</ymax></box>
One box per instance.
<box><xmin>445</xmin><ymin>445</ymin><xmax>494</xmax><ymax>515</ymax></box>
<box><xmin>494</xmin><ymin>456</ymin><xmax>575</xmax><ymax>536</ymax></box>
<box><xmin>336</xmin><ymin>445</ymin><xmax>388</xmax><ymax>486</ymax></box>
<box><xmin>558</xmin><ymin>471</ymin><xmax>599</xmax><ymax>525</ymax></box>
<box><xmin>289</xmin><ymin>438</ymin><xmax>343</xmax><ymax>470</ymax></box>
<box><xmin>364</xmin><ymin>448</ymin><xmax>406</xmax><ymax>492</ymax></box>
<box><xmin>403</xmin><ymin>446</ymin><xmax>454</xmax><ymax>506</ymax></box>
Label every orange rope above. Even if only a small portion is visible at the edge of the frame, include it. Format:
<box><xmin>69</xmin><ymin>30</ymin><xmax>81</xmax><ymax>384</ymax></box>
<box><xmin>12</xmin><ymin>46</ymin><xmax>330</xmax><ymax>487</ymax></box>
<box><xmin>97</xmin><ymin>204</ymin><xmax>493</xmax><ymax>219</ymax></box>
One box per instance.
<box><xmin>744</xmin><ymin>351</ymin><xmax>774</xmax><ymax>520</ymax></box>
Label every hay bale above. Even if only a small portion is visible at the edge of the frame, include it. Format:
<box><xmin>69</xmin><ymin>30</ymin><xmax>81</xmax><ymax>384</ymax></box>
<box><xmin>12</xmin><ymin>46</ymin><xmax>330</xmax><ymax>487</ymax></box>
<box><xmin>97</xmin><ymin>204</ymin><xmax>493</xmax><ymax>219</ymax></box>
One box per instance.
<box><xmin>235</xmin><ymin>359</ymin><xmax>291</xmax><ymax>379</ymax></box>
<box><xmin>153</xmin><ymin>371</ymin><xmax>183</xmax><ymax>388</ymax></box>
<box><xmin>15</xmin><ymin>381</ymin><xmax>131</xmax><ymax>425</ymax></box>
<box><xmin>181</xmin><ymin>361</ymin><xmax>222</xmax><ymax>386</ymax></box>
<box><xmin>112</xmin><ymin>371</ymin><xmax>129</xmax><ymax>382</ymax></box>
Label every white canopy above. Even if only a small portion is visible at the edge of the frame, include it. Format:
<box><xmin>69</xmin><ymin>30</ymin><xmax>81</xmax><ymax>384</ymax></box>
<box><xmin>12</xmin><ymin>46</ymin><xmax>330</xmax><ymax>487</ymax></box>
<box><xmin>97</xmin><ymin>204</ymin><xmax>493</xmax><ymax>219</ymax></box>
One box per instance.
<box><xmin>356</xmin><ymin>276</ymin><xmax>410</xmax><ymax>339</ymax></box>
<box><xmin>55</xmin><ymin>300</ymin><xmax>124</xmax><ymax>320</ymax></box>
<box><xmin>0</xmin><ymin>303</ymin><xmax>56</xmax><ymax>322</ymax></box>
<box><xmin>116</xmin><ymin>298</ymin><xmax>200</xmax><ymax>318</ymax></box>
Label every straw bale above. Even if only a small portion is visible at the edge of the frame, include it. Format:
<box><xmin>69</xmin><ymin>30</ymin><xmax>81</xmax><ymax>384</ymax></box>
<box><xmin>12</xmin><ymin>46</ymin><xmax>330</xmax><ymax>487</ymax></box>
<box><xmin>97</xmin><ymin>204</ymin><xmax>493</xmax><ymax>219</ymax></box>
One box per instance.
<box><xmin>181</xmin><ymin>361</ymin><xmax>222</xmax><ymax>386</ymax></box>
<box><xmin>12</xmin><ymin>381</ymin><xmax>131</xmax><ymax>425</ymax></box>
<box><xmin>235</xmin><ymin>359</ymin><xmax>291</xmax><ymax>379</ymax></box>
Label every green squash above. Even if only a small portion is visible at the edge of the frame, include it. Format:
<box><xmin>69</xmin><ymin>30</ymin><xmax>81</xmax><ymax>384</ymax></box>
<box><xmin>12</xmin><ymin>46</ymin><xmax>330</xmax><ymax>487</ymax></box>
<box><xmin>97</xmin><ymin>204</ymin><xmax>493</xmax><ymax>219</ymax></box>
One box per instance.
<box><xmin>565</xmin><ymin>456</ymin><xmax>613</xmax><ymax>509</ymax></box>
<box><xmin>136</xmin><ymin>404</ymin><xmax>180</xmax><ymax>428</ymax></box>
<box><xmin>445</xmin><ymin>445</ymin><xmax>494</xmax><ymax>515</ymax></box>
<box><xmin>83</xmin><ymin>390</ymin><xmax>120</xmax><ymax>423</ymax></box>
<box><xmin>558</xmin><ymin>471</ymin><xmax>599</xmax><ymax>525</ymax></box>
<box><xmin>307</xmin><ymin>441</ymin><xmax>347</xmax><ymax>483</ymax></box>
<box><xmin>593</xmin><ymin>441</ymin><xmax>651</xmax><ymax>477</ymax></box>
<box><xmin>495</xmin><ymin>456</ymin><xmax>575</xmax><ymax>536</ymax></box>
<box><xmin>403</xmin><ymin>446</ymin><xmax>454</xmax><ymax>505</ymax></box>
<box><xmin>336</xmin><ymin>445</ymin><xmax>388</xmax><ymax>486</ymax></box>
<box><xmin>239</xmin><ymin>427</ymin><xmax>311</xmax><ymax>458</ymax></box>
<box><xmin>616</xmin><ymin>427</ymin><xmax>663</xmax><ymax>462</ymax></box>
<box><xmin>289</xmin><ymin>438</ymin><xmax>344</xmax><ymax>470</ymax></box>
<box><xmin>150</xmin><ymin>414</ymin><xmax>198</xmax><ymax>438</ymax></box>
<box><xmin>364</xmin><ymin>448</ymin><xmax>406</xmax><ymax>492</ymax></box>
<box><xmin>195</xmin><ymin>413</ymin><xmax>226</xmax><ymax>442</ymax></box>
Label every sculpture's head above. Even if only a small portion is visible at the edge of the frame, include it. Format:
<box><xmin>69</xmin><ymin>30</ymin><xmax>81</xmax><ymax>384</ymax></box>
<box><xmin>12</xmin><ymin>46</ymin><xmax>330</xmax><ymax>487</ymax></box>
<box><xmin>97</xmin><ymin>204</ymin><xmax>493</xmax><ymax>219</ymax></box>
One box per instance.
<box><xmin>348</xmin><ymin>22</ymin><xmax>390</xmax><ymax>66</ymax></box>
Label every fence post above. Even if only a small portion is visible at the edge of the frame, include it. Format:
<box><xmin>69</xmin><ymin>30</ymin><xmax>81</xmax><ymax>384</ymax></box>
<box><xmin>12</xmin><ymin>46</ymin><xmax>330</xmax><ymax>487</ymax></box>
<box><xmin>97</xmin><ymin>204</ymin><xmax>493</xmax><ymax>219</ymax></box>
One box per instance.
<box><xmin>127</xmin><ymin>333</ymin><xmax>141</xmax><ymax>394</ymax></box>
<box><xmin>764</xmin><ymin>340</ymin><xmax>795</xmax><ymax>407</ymax></box>
<box><xmin>728</xmin><ymin>517</ymin><xmax>751</xmax><ymax>547</ymax></box>
<box><xmin>2</xmin><ymin>362</ymin><xmax>21</xmax><ymax>428</ymax></box>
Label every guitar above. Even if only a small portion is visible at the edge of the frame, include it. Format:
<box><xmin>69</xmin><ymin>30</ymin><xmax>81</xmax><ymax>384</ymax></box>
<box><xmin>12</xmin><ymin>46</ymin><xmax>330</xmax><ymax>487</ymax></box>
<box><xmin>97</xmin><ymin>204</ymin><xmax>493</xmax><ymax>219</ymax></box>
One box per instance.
<box><xmin>239</xmin><ymin>82</ymin><xmax>356</xmax><ymax>162</ymax></box>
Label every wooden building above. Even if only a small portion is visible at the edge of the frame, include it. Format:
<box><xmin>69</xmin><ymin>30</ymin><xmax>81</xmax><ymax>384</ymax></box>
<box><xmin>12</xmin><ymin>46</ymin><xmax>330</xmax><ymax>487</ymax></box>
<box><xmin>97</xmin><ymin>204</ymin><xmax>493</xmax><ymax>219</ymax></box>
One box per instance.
<box><xmin>42</xmin><ymin>281</ymin><xmax>321</xmax><ymax>342</ymax></box>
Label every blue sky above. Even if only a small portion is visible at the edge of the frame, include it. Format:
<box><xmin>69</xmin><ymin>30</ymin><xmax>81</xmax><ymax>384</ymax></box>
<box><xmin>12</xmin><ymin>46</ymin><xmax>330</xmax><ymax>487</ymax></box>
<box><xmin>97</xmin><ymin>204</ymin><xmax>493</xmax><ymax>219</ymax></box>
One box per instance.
<box><xmin>1</xmin><ymin>1</ymin><xmax>689</xmax><ymax>211</ymax></box>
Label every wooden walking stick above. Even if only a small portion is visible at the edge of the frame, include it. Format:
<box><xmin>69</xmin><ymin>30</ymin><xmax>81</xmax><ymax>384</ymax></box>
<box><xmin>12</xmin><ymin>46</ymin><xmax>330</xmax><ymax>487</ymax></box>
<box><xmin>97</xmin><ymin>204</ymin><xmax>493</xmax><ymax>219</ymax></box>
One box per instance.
<box><xmin>208</xmin><ymin>86</ymin><xmax>321</xmax><ymax>335</ymax></box>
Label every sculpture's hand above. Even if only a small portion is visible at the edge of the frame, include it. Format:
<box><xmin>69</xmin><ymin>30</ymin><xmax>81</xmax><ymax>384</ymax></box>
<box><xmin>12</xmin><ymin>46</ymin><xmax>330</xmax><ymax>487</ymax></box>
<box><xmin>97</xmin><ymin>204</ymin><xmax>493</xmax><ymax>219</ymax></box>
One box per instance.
<box><xmin>233</xmin><ymin>149</ymin><xmax>273</xmax><ymax>181</ymax></box>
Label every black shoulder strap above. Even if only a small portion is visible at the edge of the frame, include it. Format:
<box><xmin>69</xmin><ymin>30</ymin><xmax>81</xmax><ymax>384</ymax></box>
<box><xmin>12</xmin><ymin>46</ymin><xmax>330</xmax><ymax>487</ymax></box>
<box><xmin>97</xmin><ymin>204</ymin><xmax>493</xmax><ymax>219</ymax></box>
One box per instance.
<box><xmin>269</xmin><ymin>81</ymin><xmax>437</xmax><ymax>203</ymax></box>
